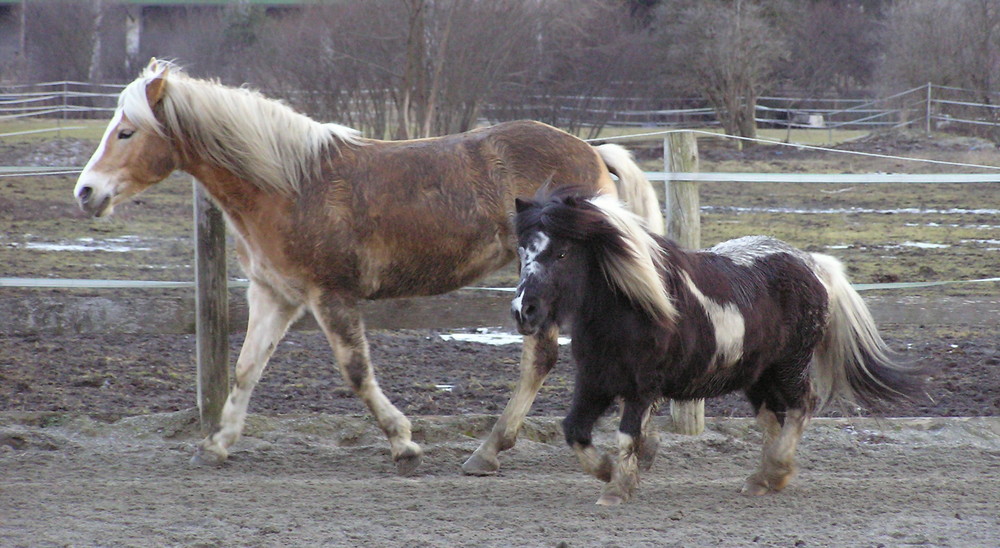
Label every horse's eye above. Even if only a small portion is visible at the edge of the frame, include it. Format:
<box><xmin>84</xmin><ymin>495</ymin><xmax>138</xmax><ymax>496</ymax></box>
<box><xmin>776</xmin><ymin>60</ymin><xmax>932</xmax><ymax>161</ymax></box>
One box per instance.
<box><xmin>557</xmin><ymin>251</ymin><xmax>567</xmax><ymax>260</ymax></box>
<box><xmin>118</xmin><ymin>129</ymin><xmax>134</xmax><ymax>140</ymax></box>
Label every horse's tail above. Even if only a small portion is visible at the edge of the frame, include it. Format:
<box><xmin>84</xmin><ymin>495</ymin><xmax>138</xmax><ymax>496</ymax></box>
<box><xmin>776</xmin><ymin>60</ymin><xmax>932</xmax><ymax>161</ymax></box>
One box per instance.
<box><xmin>595</xmin><ymin>144</ymin><xmax>664</xmax><ymax>235</ymax></box>
<box><xmin>810</xmin><ymin>253</ymin><xmax>926</xmax><ymax>412</ymax></box>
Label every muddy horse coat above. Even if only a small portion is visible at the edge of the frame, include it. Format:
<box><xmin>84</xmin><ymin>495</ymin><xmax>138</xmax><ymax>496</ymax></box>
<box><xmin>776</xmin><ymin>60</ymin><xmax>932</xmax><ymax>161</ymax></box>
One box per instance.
<box><xmin>74</xmin><ymin>60</ymin><xmax>663</xmax><ymax>474</ymax></box>
<box><xmin>511</xmin><ymin>189</ymin><xmax>925</xmax><ymax>504</ymax></box>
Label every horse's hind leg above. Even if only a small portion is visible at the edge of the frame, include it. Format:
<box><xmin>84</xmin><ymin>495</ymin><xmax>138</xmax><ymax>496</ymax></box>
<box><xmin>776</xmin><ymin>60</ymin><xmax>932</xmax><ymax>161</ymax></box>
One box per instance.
<box><xmin>462</xmin><ymin>325</ymin><xmax>560</xmax><ymax>475</ymax></box>
<box><xmin>312</xmin><ymin>294</ymin><xmax>422</xmax><ymax>476</ymax></box>
<box><xmin>193</xmin><ymin>281</ymin><xmax>303</xmax><ymax>466</ymax></box>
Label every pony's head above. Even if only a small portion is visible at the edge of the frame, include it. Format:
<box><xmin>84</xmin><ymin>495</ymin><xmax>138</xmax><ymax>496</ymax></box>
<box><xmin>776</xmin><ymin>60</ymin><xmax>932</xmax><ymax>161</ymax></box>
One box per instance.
<box><xmin>510</xmin><ymin>187</ymin><xmax>675</xmax><ymax>336</ymax></box>
<box><xmin>75</xmin><ymin>58</ymin><xmax>180</xmax><ymax>217</ymax></box>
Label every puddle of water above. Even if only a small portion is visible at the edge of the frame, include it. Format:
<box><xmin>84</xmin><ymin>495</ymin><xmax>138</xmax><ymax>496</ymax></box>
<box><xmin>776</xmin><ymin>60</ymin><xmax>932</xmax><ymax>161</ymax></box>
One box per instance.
<box><xmin>11</xmin><ymin>235</ymin><xmax>154</xmax><ymax>253</ymax></box>
<box><xmin>705</xmin><ymin>205</ymin><xmax>1000</xmax><ymax>216</ymax></box>
<box><xmin>890</xmin><ymin>241</ymin><xmax>952</xmax><ymax>249</ymax></box>
<box><xmin>439</xmin><ymin>329</ymin><xmax>571</xmax><ymax>346</ymax></box>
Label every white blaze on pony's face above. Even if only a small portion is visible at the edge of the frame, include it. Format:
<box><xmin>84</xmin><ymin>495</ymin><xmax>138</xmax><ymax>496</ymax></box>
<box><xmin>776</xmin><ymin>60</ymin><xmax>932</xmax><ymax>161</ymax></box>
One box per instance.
<box><xmin>511</xmin><ymin>231</ymin><xmax>555</xmax><ymax>335</ymax></box>
<box><xmin>74</xmin><ymin>60</ymin><xmax>179</xmax><ymax>217</ymax></box>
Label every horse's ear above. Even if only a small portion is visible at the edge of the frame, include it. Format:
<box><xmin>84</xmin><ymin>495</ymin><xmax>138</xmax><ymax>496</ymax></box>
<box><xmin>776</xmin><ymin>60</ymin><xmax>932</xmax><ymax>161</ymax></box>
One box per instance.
<box><xmin>515</xmin><ymin>197</ymin><xmax>532</xmax><ymax>214</ymax></box>
<box><xmin>146</xmin><ymin>57</ymin><xmax>159</xmax><ymax>72</ymax></box>
<box><xmin>145</xmin><ymin>68</ymin><xmax>168</xmax><ymax>108</ymax></box>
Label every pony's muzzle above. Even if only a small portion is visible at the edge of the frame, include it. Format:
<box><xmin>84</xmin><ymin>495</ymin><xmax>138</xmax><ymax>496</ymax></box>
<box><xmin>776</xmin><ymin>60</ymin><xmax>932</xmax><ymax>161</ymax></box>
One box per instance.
<box><xmin>511</xmin><ymin>296</ymin><xmax>542</xmax><ymax>336</ymax></box>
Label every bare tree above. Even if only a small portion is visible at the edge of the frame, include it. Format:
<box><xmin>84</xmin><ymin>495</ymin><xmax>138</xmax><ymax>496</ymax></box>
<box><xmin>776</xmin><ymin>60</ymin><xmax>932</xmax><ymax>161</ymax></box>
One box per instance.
<box><xmin>657</xmin><ymin>0</ymin><xmax>787</xmax><ymax>142</ymax></box>
<box><xmin>881</xmin><ymin>0</ymin><xmax>1000</xmax><ymax>136</ymax></box>
<box><xmin>780</xmin><ymin>0</ymin><xmax>883</xmax><ymax>95</ymax></box>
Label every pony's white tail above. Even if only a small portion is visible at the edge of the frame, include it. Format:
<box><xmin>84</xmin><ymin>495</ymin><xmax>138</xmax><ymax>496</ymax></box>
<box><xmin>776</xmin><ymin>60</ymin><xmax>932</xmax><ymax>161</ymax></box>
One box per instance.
<box><xmin>810</xmin><ymin>253</ymin><xmax>925</xmax><ymax>411</ymax></box>
<box><xmin>595</xmin><ymin>144</ymin><xmax>665</xmax><ymax>235</ymax></box>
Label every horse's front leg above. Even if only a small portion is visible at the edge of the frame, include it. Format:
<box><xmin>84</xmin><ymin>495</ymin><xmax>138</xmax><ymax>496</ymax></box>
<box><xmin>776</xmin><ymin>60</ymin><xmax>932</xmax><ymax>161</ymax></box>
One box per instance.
<box><xmin>311</xmin><ymin>294</ymin><xmax>422</xmax><ymax>476</ymax></box>
<box><xmin>192</xmin><ymin>281</ymin><xmax>303</xmax><ymax>466</ymax></box>
<box><xmin>597</xmin><ymin>400</ymin><xmax>648</xmax><ymax>506</ymax></box>
<box><xmin>462</xmin><ymin>325</ymin><xmax>559</xmax><ymax>475</ymax></box>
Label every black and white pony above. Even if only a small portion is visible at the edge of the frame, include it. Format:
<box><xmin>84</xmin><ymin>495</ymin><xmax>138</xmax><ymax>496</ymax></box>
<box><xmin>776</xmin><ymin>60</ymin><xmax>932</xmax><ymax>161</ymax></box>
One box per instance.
<box><xmin>511</xmin><ymin>188</ymin><xmax>924</xmax><ymax>505</ymax></box>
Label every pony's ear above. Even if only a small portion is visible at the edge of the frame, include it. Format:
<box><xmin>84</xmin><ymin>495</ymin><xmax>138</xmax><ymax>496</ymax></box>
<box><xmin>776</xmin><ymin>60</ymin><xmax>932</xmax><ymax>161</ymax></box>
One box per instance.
<box><xmin>515</xmin><ymin>197</ymin><xmax>533</xmax><ymax>214</ymax></box>
<box><xmin>145</xmin><ymin>67</ymin><xmax>168</xmax><ymax>108</ymax></box>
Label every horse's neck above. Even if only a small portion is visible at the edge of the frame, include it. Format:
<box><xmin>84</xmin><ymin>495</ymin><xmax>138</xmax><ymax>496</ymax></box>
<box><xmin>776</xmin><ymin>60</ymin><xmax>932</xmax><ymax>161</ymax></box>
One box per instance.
<box><xmin>185</xmin><ymin>162</ymin><xmax>290</xmax><ymax>239</ymax></box>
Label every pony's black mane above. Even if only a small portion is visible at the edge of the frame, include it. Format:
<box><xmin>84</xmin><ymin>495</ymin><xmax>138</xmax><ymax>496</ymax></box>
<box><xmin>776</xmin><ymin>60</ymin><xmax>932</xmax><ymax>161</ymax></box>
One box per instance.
<box><xmin>516</xmin><ymin>187</ymin><xmax>633</xmax><ymax>260</ymax></box>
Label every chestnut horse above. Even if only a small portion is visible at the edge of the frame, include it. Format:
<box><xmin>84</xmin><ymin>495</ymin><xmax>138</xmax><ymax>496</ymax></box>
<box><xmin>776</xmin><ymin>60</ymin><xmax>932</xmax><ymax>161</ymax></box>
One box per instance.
<box><xmin>74</xmin><ymin>60</ymin><xmax>663</xmax><ymax>475</ymax></box>
<box><xmin>511</xmin><ymin>188</ymin><xmax>925</xmax><ymax>504</ymax></box>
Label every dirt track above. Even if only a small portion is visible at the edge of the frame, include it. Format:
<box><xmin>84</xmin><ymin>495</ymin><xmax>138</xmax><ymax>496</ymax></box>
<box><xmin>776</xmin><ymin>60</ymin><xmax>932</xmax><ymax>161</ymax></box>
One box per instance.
<box><xmin>2</xmin><ymin>412</ymin><xmax>999</xmax><ymax>547</ymax></box>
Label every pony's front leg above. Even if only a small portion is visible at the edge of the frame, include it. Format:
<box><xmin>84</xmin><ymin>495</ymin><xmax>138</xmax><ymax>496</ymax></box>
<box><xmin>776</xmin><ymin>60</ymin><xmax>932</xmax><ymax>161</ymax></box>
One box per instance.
<box><xmin>312</xmin><ymin>294</ymin><xmax>422</xmax><ymax>476</ymax></box>
<box><xmin>192</xmin><ymin>282</ymin><xmax>303</xmax><ymax>466</ymax></box>
<box><xmin>462</xmin><ymin>325</ymin><xmax>559</xmax><ymax>475</ymax></box>
<box><xmin>741</xmin><ymin>406</ymin><xmax>810</xmax><ymax>495</ymax></box>
<box><xmin>597</xmin><ymin>401</ymin><xmax>647</xmax><ymax>506</ymax></box>
<box><xmin>562</xmin><ymin>391</ymin><xmax>616</xmax><ymax>484</ymax></box>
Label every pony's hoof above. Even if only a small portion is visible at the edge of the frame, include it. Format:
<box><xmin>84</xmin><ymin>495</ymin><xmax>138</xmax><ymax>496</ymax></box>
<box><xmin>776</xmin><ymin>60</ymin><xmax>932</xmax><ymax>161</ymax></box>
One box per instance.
<box><xmin>461</xmin><ymin>451</ymin><xmax>500</xmax><ymax>476</ymax></box>
<box><xmin>739</xmin><ymin>477</ymin><xmax>773</xmax><ymax>496</ymax></box>
<box><xmin>596</xmin><ymin>493</ymin><xmax>625</xmax><ymax>506</ymax></box>
<box><xmin>190</xmin><ymin>447</ymin><xmax>227</xmax><ymax>467</ymax></box>
<box><xmin>638</xmin><ymin>442</ymin><xmax>658</xmax><ymax>472</ymax></box>
<box><xmin>394</xmin><ymin>444</ymin><xmax>423</xmax><ymax>476</ymax></box>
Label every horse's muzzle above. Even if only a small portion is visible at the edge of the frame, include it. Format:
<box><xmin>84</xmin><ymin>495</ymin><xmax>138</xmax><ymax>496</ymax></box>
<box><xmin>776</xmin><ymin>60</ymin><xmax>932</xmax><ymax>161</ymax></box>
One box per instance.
<box><xmin>76</xmin><ymin>185</ymin><xmax>112</xmax><ymax>217</ymax></box>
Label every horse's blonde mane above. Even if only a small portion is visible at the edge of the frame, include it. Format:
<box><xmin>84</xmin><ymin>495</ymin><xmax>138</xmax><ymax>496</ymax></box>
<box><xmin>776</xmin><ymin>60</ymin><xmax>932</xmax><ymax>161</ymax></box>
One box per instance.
<box><xmin>119</xmin><ymin>62</ymin><xmax>361</xmax><ymax>195</ymax></box>
<box><xmin>587</xmin><ymin>194</ymin><xmax>677</xmax><ymax>323</ymax></box>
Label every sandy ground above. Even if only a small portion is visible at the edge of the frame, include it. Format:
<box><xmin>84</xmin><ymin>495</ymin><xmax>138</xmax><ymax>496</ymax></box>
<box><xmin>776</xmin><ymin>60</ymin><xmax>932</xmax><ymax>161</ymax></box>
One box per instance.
<box><xmin>2</xmin><ymin>412</ymin><xmax>999</xmax><ymax>547</ymax></box>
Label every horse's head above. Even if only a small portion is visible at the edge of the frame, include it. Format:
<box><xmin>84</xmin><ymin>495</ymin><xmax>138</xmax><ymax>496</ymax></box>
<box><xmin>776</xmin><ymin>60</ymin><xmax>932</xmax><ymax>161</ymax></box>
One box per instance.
<box><xmin>75</xmin><ymin>59</ymin><xmax>180</xmax><ymax>217</ymax></box>
<box><xmin>511</xmin><ymin>188</ymin><xmax>676</xmax><ymax>335</ymax></box>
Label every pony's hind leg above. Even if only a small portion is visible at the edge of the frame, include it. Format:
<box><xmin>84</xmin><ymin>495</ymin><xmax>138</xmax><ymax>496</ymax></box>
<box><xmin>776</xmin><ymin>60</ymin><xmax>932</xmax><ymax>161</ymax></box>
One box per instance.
<box><xmin>638</xmin><ymin>402</ymin><xmax>660</xmax><ymax>471</ymax></box>
<box><xmin>597</xmin><ymin>400</ymin><xmax>648</xmax><ymax>506</ymax></box>
<box><xmin>741</xmin><ymin>404</ymin><xmax>811</xmax><ymax>496</ymax></box>
<box><xmin>463</xmin><ymin>325</ymin><xmax>560</xmax><ymax>475</ymax></box>
<box><xmin>193</xmin><ymin>281</ymin><xmax>303</xmax><ymax>466</ymax></box>
<box><xmin>312</xmin><ymin>294</ymin><xmax>422</xmax><ymax>476</ymax></box>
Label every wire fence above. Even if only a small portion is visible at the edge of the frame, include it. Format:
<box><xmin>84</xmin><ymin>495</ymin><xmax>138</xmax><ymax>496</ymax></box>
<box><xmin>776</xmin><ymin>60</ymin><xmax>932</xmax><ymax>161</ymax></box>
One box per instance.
<box><xmin>4</xmin><ymin>81</ymin><xmax>1000</xmax><ymax>137</ymax></box>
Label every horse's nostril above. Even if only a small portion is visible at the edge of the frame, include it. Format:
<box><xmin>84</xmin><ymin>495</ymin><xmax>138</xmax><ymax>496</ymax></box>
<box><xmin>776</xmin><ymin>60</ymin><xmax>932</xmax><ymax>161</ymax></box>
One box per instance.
<box><xmin>78</xmin><ymin>186</ymin><xmax>93</xmax><ymax>203</ymax></box>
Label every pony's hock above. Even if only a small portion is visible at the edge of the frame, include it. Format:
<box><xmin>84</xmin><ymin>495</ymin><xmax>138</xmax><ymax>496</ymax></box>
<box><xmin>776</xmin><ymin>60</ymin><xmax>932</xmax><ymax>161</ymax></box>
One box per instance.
<box><xmin>511</xmin><ymin>188</ymin><xmax>926</xmax><ymax>504</ymax></box>
<box><xmin>75</xmin><ymin>59</ymin><xmax>664</xmax><ymax>476</ymax></box>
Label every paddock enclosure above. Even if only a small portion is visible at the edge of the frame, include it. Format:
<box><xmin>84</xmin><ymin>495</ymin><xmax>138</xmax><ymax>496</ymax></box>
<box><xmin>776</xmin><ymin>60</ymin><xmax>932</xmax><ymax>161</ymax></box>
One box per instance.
<box><xmin>3</xmin><ymin>88</ymin><xmax>1000</xmax><ymax>544</ymax></box>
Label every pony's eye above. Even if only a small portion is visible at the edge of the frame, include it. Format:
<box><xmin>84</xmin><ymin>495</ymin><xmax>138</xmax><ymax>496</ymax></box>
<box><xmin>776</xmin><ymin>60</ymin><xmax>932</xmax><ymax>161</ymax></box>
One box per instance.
<box><xmin>118</xmin><ymin>129</ymin><xmax>135</xmax><ymax>140</ymax></box>
<box><xmin>557</xmin><ymin>251</ymin><xmax>567</xmax><ymax>260</ymax></box>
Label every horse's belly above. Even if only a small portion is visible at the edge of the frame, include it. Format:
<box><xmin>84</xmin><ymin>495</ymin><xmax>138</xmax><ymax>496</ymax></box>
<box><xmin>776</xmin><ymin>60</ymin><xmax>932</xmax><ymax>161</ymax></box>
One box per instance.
<box><xmin>363</xmin><ymin>237</ymin><xmax>514</xmax><ymax>299</ymax></box>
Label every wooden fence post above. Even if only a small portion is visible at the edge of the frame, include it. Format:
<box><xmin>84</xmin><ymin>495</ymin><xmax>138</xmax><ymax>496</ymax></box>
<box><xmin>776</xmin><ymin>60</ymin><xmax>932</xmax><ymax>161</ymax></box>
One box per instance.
<box><xmin>664</xmin><ymin>132</ymin><xmax>705</xmax><ymax>436</ymax></box>
<box><xmin>193</xmin><ymin>179</ymin><xmax>229</xmax><ymax>434</ymax></box>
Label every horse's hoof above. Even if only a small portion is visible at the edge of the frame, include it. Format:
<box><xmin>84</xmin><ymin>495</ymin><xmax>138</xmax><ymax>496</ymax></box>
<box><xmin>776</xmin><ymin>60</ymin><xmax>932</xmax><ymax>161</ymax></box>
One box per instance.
<box><xmin>461</xmin><ymin>451</ymin><xmax>500</xmax><ymax>476</ymax></box>
<box><xmin>596</xmin><ymin>493</ymin><xmax>625</xmax><ymax>506</ymax></box>
<box><xmin>190</xmin><ymin>447</ymin><xmax>227</xmax><ymax>467</ymax></box>
<box><xmin>394</xmin><ymin>444</ymin><xmax>423</xmax><ymax>477</ymax></box>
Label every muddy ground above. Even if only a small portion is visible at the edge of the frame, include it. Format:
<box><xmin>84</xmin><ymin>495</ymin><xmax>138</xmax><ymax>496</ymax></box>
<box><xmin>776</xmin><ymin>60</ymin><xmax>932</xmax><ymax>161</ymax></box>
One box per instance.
<box><xmin>2</xmin><ymin>130</ymin><xmax>999</xmax><ymax>546</ymax></box>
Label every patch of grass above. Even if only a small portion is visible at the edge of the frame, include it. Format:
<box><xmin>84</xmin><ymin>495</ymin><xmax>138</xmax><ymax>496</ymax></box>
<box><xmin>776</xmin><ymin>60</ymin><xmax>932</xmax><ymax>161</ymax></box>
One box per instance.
<box><xmin>0</xmin><ymin>118</ymin><xmax>110</xmax><ymax>143</ymax></box>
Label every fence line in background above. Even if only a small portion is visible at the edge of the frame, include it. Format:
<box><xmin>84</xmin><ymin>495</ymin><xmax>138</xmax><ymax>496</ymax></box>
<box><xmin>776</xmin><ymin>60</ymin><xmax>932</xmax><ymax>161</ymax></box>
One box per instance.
<box><xmin>4</xmin><ymin>81</ymin><xmax>1000</xmax><ymax>134</ymax></box>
